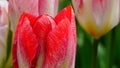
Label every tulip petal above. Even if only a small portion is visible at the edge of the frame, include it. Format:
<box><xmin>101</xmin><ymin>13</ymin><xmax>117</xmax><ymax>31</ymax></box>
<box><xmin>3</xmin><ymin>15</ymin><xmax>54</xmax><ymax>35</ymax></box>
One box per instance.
<box><xmin>0</xmin><ymin>0</ymin><xmax>8</xmax><ymax>66</ymax></box>
<box><xmin>43</xmin><ymin>5</ymin><xmax>76</xmax><ymax>68</ymax></box>
<box><xmin>108</xmin><ymin>0</ymin><xmax>119</xmax><ymax>29</ymax></box>
<box><xmin>8</xmin><ymin>0</ymin><xmax>39</xmax><ymax>31</ymax></box>
<box><xmin>13</xmin><ymin>13</ymin><xmax>37</xmax><ymax>50</ymax></box>
<box><xmin>55</xmin><ymin>5</ymin><xmax>74</xmax><ymax>24</ymax></box>
<box><xmin>33</xmin><ymin>15</ymin><xmax>55</xmax><ymax>44</ymax></box>
<box><xmin>32</xmin><ymin>15</ymin><xmax>56</xmax><ymax>67</ymax></box>
<box><xmin>18</xmin><ymin>17</ymin><xmax>39</xmax><ymax>68</ymax></box>
<box><xmin>92</xmin><ymin>0</ymin><xmax>109</xmax><ymax>28</ymax></box>
<box><xmin>44</xmin><ymin>18</ymin><xmax>70</xmax><ymax>68</ymax></box>
<box><xmin>39</xmin><ymin>0</ymin><xmax>58</xmax><ymax>16</ymax></box>
<box><xmin>56</xmin><ymin>5</ymin><xmax>76</xmax><ymax>68</ymax></box>
<box><xmin>12</xmin><ymin>13</ymin><xmax>37</xmax><ymax>68</ymax></box>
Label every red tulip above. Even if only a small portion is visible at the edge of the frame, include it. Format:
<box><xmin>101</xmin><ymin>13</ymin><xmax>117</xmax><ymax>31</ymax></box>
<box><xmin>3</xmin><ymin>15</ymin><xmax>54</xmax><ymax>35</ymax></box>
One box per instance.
<box><xmin>8</xmin><ymin>0</ymin><xmax>59</xmax><ymax>32</ymax></box>
<box><xmin>12</xmin><ymin>5</ymin><xmax>76</xmax><ymax>68</ymax></box>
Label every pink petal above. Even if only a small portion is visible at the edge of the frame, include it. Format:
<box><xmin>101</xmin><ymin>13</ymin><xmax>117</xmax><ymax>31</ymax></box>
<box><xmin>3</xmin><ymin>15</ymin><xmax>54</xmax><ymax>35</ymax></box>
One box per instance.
<box><xmin>0</xmin><ymin>0</ymin><xmax>8</xmax><ymax>65</ymax></box>
<box><xmin>8</xmin><ymin>0</ymin><xmax>39</xmax><ymax>31</ymax></box>
<box><xmin>55</xmin><ymin>5</ymin><xmax>75</xmax><ymax>24</ymax></box>
<box><xmin>39</xmin><ymin>0</ymin><xmax>59</xmax><ymax>16</ymax></box>
<box><xmin>18</xmin><ymin>17</ymin><xmax>38</xmax><ymax>66</ymax></box>
<box><xmin>32</xmin><ymin>15</ymin><xmax>56</xmax><ymax>67</ymax></box>
<box><xmin>44</xmin><ymin>18</ymin><xmax>70</xmax><ymax>68</ymax></box>
<box><xmin>92</xmin><ymin>0</ymin><xmax>110</xmax><ymax>28</ymax></box>
<box><xmin>12</xmin><ymin>13</ymin><xmax>37</xmax><ymax>68</ymax></box>
<box><xmin>43</xmin><ymin>5</ymin><xmax>76</xmax><ymax>68</ymax></box>
<box><xmin>56</xmin><ymin>5</ymin><xmax>76</xmax><ymax>68</ymax></box>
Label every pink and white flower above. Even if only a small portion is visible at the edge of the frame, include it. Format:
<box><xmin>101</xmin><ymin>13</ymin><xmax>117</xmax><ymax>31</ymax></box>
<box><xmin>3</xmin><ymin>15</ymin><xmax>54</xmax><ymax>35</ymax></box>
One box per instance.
<box><xmin>72</xmin><ymin>0</ymin><xmax>119</xmax><ymax>39</ymax></box>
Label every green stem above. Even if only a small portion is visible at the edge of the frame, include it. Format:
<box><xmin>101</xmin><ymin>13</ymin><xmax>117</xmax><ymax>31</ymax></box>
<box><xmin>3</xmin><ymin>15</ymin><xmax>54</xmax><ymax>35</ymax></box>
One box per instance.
<box><xmin>91</xmin><ymin>39</ymin><xmax>99</xmax><ymax>68</ymax></box>
<box><xmin>107</xmin><ymin>28</ymin><xmax>115</xmax><ymax>68</ymax></box>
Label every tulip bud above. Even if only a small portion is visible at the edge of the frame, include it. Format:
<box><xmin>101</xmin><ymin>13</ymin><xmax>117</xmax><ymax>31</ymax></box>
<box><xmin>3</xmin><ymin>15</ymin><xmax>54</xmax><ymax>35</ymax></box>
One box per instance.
<box><xmin>12</xmin><ymin>5</ymin><xmax>76</xmax><ymax>68</ymax></box>
<box><xmin>72</xmin><ymin>0</ymin><xmax>119</xmax><ymax>39</ymax></box>
<box><xmin>8</xmin><ymin>0</ymin><xmax>59</xmax><ymax>32</ymax></box>
<box><xmin>0</xmin><ymin>0</ymin><xmax>8</xmax><ymax>66</ymax></box>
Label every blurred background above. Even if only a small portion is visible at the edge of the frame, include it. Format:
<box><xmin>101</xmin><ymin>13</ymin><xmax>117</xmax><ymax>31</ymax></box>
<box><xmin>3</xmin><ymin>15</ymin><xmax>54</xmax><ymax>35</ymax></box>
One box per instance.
<box><xmin>59</xmin><ymin>0</ymin><xmax>120</xmax><ymax>68</ymax></box>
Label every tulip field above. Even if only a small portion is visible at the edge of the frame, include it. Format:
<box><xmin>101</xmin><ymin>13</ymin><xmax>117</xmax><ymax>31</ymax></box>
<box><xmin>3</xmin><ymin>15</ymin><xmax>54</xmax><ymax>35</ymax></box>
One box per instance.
<box><xmin>0</xmin><ymin>0</ymin><xmax>120</xmax><ymax>68</ymax></box>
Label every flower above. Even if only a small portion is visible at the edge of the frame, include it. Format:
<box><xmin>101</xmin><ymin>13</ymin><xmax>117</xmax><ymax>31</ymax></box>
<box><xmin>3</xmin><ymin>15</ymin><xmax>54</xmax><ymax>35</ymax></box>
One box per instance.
<box><xmin>0</xmin><ymin>0</ymin><xmax>8</xmax><ymax>66</ymax></box>
<box><xmin>8</xmin><ymin>0</ymin><xmax>58</xmax><ymax>32</ymax></box>
<box><xmin>12</xmin><ymin>5</ymin><xmax>76</xmax><ymax>68</ymax></box>
<box><xmin>72</xmin><ymin>0</ymin><xmax>119</xmax><ymax>39</ymax></box>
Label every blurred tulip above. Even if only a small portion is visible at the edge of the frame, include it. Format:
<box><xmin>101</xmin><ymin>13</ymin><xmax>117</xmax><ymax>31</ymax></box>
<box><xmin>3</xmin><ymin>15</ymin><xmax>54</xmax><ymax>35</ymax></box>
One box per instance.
<box><xmin>12</xmin><ymin>5</ymin><xmax>76</xmax><ymax>68</ymax></box>
<box><xmin>8</xmin><ymin>0</ymin><xmax>59</xmax><ymax>32</ymax></box>
<box><xmin>72</xmin><ymin>0</ymin><xmax>119</xmax><ymax>39</ymax></box>
<box><xmin>0</xmin><ymin>0</ymin><xmax>8</xmax><ymax>66</ymax></box>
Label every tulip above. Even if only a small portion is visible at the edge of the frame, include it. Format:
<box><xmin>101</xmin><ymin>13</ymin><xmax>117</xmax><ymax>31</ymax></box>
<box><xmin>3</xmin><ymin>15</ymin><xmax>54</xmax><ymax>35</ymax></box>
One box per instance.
<box><xmin>72</xmin><ymin>0</ymin><xmax>119</xmax><ymax>39</ymax></box>
<box><xmin>12</xmin><ymin>5</ymin><xmax>76</xmax><ymax>68</ymax></box>
<box><xmin>8</xmin><ymin>0</ymin><xmax>59</xmax><ymax>32</ymax></box>
<box><xmin>0</xmin><ymin>0</ymin><xmax>8</xmax><ymax>66</ymax></box>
